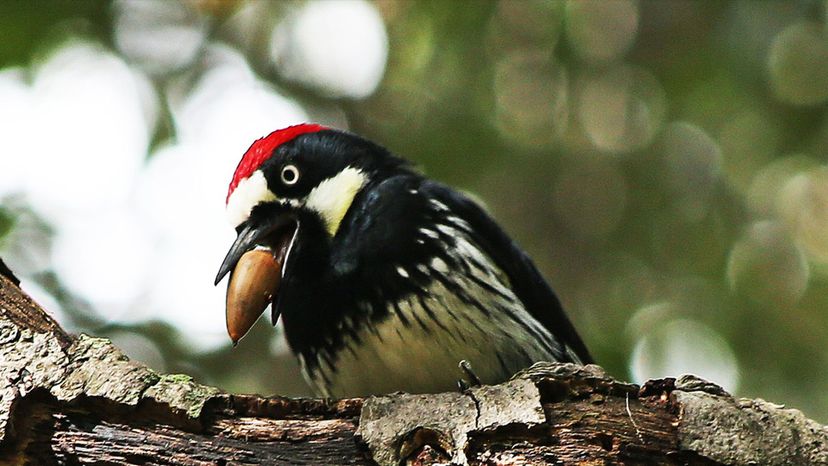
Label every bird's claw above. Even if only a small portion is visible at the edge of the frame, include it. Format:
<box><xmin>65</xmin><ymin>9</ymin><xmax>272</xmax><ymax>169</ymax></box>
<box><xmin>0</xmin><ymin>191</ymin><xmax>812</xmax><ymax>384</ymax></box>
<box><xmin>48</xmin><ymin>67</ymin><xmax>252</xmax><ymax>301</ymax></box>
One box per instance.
<box><xmin>456</xmin><ymin>359</ymin><xmax>482</xmax><ymax>393</ymax></box>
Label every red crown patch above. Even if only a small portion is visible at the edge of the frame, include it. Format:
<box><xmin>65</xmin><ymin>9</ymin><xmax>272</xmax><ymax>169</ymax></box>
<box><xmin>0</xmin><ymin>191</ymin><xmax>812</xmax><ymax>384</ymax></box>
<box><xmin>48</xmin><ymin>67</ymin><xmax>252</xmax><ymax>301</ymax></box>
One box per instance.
<box><xmin>227</xmin><ymin>123</ymin><xmax>327</xmax><ymax>203</ymax></box>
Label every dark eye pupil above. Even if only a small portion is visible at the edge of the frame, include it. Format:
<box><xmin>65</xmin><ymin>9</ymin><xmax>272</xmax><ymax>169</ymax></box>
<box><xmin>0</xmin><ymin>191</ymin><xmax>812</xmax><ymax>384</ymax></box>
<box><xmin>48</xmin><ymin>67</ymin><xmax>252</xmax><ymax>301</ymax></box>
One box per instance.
<box><xmin>283</xmin><ymin>167</ymin><xmax>296</xmax><ymax>183</ymax></box>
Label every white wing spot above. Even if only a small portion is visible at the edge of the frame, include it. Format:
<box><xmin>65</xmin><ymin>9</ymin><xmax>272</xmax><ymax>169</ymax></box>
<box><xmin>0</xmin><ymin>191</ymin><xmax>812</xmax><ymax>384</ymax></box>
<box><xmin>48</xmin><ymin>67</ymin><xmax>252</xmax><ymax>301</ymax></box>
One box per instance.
<box><xmin>436</xmin><ymin>224</ymin><xmax>455</xmax><ymax>235</ymax></box>
<box><xmin>420</xmin><ymin>228</ymin><xmax>439</xmax><ymax>239</ymax></box>
<box><xmin>430</xmin><ymin>199</ymin><xmax>450</xmax><ymax>211</ymax></box>
<box><xmin>447</xmin><ymin>216</ymin><xmax>469</xmax><ymax>229</ymax></box>
<box><xmin>343</xmin><ymin>315</ymin><xmax>355</xmax><ymax>330</ymax></box>
<box><xmin>397</xmin><ymin>266</ymin><xmax>409</xmax><ymax>278</ymax></box>
<box><xmin>430</xmin><ymin>257</ymin><xmax>449</xmax><ymax>273</ymax></box>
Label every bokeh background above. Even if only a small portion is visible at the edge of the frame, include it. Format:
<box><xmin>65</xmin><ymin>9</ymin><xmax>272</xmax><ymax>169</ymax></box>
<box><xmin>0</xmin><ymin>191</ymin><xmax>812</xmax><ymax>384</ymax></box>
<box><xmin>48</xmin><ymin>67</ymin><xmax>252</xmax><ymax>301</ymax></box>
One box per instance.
<box><xmin>1</xmin><ymin>0</ymin><xmax>826</xmax><ymax>422</ymax></box>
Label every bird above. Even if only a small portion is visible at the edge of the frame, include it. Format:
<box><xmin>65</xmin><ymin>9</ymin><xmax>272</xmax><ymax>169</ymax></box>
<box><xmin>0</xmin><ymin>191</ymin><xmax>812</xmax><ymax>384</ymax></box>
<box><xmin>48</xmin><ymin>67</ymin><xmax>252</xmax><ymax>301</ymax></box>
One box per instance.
<box><xmin>215</xmin><ymin>123</ymin><xmax>592</xmax><ymax>398</ymax></box>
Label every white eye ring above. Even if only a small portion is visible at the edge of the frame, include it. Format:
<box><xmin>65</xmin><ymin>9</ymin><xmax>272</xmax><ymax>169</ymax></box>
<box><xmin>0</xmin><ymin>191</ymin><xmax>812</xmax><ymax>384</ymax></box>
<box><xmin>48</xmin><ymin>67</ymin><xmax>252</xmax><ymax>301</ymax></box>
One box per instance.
<box><xmin>280</xmin><ymin>164</ymin><xmax>300</xmax><ymax>185</ymax></box>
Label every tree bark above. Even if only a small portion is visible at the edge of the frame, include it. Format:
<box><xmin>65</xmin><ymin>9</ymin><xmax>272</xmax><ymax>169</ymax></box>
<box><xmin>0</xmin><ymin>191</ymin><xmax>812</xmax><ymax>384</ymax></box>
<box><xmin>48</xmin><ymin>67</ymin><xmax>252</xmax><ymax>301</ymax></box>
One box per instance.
<box><xmin>0</xmin><ymin>262</ymin><xmax>825</xmax><ymax>465</ymax></box>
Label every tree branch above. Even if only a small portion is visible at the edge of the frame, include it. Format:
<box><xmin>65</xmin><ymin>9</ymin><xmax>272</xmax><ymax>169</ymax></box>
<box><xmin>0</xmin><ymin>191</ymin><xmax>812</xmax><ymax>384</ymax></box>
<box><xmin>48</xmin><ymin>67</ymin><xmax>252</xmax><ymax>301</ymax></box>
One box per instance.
<box><xmin>0</xmin><ymin>267</ymin><xmax>825</xmax><ymax>465</ymax></box>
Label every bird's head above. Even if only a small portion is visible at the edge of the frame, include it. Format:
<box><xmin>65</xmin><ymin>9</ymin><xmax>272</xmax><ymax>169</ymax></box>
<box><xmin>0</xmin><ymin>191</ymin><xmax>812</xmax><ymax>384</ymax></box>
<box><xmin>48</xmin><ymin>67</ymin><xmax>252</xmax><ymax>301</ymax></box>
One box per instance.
<box><xmin>214</xmin><ymin>124</ymin><xmax>408</xmax><ymax>344</ymax></box>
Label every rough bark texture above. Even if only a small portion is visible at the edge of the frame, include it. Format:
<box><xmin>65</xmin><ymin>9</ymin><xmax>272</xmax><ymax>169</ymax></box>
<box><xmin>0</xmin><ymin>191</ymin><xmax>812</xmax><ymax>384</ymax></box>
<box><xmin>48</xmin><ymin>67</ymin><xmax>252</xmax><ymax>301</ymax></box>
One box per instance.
<box><xmin>0</xmin><ymin>267</ymin><xmax>826</xmax><ymax>465</ymax></box>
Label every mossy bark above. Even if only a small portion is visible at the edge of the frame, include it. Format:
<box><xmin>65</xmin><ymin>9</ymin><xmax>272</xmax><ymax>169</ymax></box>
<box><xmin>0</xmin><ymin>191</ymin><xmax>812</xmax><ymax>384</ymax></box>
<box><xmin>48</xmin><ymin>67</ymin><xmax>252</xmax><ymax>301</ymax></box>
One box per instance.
<box><xmin>0</xmin><ymin>263</ymin><xmax>825</xmax><ymax>465</ymax></box>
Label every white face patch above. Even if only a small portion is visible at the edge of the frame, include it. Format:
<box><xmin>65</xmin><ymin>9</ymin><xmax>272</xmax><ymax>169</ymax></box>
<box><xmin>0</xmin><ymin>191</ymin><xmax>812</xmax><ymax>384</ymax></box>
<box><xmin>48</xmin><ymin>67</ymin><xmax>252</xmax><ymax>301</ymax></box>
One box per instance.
<box><xmin>305</xmin><ymin>167</ymin><xmax>367</xmax><ymax>236</ymax></box>
<box><xmin>226</xmin><ymin>170</ymin><xmax>276</xmax><ymax>226</ymax></box>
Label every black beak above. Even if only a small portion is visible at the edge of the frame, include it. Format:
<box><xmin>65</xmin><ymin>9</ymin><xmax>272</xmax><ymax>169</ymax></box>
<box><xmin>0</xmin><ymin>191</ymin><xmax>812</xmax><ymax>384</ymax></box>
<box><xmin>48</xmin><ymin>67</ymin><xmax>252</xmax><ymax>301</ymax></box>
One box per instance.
<box><xmin>215</xmin><ymin>205</ymin><xmax>298</xmax><ymax>344</ymax></box>
<box><xmin>215</xmin><ymin>209</ymin><xmax>296</xmax><ymax>285</ymax></box>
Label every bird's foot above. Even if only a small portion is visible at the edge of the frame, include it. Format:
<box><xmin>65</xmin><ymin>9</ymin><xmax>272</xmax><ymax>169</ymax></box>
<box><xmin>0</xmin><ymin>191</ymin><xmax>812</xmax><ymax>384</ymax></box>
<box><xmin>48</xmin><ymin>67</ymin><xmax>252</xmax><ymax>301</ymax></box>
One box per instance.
<box><xmin>456</xmin><ymin>359</ymin><xmax>482</xmax><ymax>393</ymax></box>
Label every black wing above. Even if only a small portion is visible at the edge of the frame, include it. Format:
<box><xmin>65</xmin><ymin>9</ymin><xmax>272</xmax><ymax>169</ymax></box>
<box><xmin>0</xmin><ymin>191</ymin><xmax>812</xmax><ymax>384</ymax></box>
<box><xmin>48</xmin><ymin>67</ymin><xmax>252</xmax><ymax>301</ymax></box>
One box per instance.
<box><xmin>336</xmin><ymin>174</ymin><xmax>592</xmax><ymax>364</ymax></box>
<box><xmin>420</xmin><ymin>180</ymin><xmax>593</xmax><ymax>364</ymax></box>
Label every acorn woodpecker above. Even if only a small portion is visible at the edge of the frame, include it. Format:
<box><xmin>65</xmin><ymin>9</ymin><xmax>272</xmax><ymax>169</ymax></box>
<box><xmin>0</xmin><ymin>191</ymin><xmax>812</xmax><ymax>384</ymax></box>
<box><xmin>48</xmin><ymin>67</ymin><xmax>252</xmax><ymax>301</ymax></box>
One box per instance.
<box><xmin>215</xmin><ymin>124</ymin><xmax>592</xmax><ymax>397</ymax></box>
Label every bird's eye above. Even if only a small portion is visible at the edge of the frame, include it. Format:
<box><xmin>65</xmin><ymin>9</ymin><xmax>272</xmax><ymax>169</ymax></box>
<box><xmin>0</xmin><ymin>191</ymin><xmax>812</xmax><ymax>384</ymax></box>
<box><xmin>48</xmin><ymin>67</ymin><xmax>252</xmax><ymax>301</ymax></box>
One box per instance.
<box><xmin>280</xmin><ymin>164</ymin><xmax>300</xmax><ymax>185</ymax></box>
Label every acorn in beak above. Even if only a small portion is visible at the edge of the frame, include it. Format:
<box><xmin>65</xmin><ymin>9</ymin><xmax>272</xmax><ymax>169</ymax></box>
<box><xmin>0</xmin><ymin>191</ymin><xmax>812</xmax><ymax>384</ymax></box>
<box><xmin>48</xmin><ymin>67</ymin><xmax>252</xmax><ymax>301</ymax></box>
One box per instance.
<box><xmin>215</xmin><ymin>211</ymin><xmax>298</xmax><ymax>344</ymax></box>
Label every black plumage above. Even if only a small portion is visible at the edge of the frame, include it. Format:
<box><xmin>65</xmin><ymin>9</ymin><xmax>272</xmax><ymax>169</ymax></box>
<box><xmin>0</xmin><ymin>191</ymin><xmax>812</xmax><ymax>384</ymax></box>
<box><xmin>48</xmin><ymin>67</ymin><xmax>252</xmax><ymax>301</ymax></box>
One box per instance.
<box><xmin>219</xmin><ymin>127</ymin><xmax>592</xmax><ymax>397</ymax></box>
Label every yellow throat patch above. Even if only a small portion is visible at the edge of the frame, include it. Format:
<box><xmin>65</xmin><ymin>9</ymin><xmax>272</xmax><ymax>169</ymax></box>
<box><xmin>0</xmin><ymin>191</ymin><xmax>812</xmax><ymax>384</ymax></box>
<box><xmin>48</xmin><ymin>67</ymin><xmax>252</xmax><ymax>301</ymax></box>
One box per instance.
<box><xmin>305</xmin><ymin>167</ymin><xmax>367</xmax><ymax>236</ymax></box>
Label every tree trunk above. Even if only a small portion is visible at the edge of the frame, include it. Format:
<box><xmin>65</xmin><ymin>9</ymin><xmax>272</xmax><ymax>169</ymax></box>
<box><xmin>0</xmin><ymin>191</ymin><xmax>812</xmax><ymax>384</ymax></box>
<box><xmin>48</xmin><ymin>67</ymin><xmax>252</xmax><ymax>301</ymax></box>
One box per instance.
<box><xmin>0</xmin><ymin>262</ymin><xmax>825</xmax><ymax>465</ymax></box>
